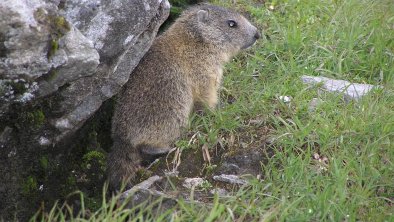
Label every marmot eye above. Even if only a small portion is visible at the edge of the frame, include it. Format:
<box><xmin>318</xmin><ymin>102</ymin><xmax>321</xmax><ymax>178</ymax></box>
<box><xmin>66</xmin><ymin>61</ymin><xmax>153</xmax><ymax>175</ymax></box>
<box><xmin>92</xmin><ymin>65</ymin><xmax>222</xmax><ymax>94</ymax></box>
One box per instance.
<box><xmin>227</xmin><ymin>20</ymin><xmax>237</xmax><ymax>28</ymax></box>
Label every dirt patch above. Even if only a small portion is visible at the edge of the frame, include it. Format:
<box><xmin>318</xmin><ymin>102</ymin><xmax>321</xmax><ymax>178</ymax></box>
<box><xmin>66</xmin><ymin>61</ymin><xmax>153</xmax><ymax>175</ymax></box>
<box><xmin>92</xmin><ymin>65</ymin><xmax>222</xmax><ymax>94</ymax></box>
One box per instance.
<box><xmin>127</xmin><ymin>123</ymin><xmax>275</xmax><ymax>206</ymax></box>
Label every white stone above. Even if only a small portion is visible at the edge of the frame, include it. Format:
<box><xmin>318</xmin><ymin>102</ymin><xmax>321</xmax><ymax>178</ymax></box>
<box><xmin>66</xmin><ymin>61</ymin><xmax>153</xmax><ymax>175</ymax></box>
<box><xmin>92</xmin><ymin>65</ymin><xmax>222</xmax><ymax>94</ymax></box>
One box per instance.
<box><xmin>38</xmin><ymin>136</ymin><xmax>51</xmax><ymax>146</ymax></box>
<box><xmin>8</xmin><ymin>150</ymin><xmax>17</xmax><ymax>158</ymax></box>
<box><xmin>279</xmin><ymin>95</ymin><xmax>292</xmax><ymax>103</ymax></box>
<box><xmin>301</xmin><ymin>75</ymin><xmax>381</xmax><ymax>100</ymax></box>
<box><xmin>210</xmin><ymin>188</ymin><xmax>228</xmax><ymax>196</ymax></box>
<box><xmin>55</xmin><ymin>118</ymin><xmax>72</xmax><ymax>130</ymax></box>
<box><xmin>213</xmin><ymin>174</ymin><xmax>247</xmax><ymax>185</ymax></box>
<box><xmin>182</xmin><ymin>178</ymin><xmax>205</xmax><ymax>189</ymax></box>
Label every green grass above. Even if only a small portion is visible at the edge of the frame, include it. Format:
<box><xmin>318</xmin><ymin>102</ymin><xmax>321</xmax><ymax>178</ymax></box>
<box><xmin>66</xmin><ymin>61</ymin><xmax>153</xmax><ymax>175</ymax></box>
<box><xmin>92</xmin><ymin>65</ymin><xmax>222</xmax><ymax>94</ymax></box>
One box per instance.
<box><xmin>32</xmin><ymin>0</ymin><xmax>393</xmax><ymax>221</ymax></box>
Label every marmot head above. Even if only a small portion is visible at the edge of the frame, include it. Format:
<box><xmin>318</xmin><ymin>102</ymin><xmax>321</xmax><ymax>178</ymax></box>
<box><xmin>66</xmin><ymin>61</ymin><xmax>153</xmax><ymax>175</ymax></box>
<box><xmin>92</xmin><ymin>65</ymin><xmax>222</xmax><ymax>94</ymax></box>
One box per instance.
<box><xmin>179</xmin><ymin>4</ymin><xmax>260</xmax><ymax>54</ymax></box>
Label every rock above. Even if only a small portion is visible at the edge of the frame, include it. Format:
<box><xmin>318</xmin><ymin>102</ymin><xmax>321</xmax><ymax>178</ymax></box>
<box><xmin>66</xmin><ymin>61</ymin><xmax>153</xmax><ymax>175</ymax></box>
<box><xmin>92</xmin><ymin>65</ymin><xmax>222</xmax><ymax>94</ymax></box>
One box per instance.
<box><xmin>0</xmin><ymin>0</ymin><xmax>56</xmax><ymax>80</ymax></box>
<box><xmin>0</xmin><ymin>0</ymin><xmax>99</xmax><ymax>105</ymax></box>
<box><xmin>120</xmin><ymin>176</ymin><xmax>163</xmax><ymax>199</ymax></box>
<box><xmin>1</xmin><ymin>0</ymin><xmax>170</xmax><ymax>136</ymax></box>
<box><xmin>119</xmin><ymin>176</ymin><xmax>215</xmax><ymax>214</ymax></box>
<box><xmin>122</xmin><ymin>188</ymin><xmax>178</xmax><ymax>211</ymax></box>
<box><xmin>51</xmin><ymin>0</ymin><xmax>171</xmax><ymax>136</ymax></box>
<box><xmin>37</xmin><ymin>26</ymin><xmax>100</xmax><ymax>97</ymax></box>
<box><xmin>0</xmin><ymin>0</ymin><xmax>170</xmax><ymax>220</ymax></box>
<box><xmin>278</xmin><ymin>95</ymin><xmax>292</xmax><ymax>103</ymax></box>
<box><xmin>121</xmin><ymin>175</ymin><xmax>163</xmax><ymax>195</ymax></box>
<box><xmin>213</xmin><ymin>174</ymin><xmax>248</xmax><ymax>185</ymax></box>
<box><xmin>209</xmin><ymin>188</ymin><xmax>228</xmax><ymax>196</ymax></box>
<box><xmin>182</xmin><ymin>177</ymin><xmax>206</xmax><ymax>189</ymax></box>
<box><xmin>301</xmin><ymin>75</ymin><xmax>380</xmax><ymax>101</ymax></box>
<box><xmin>120</xmin><ymin>176</ymin><xmax>177</xmax><ymax>212</ymax></box>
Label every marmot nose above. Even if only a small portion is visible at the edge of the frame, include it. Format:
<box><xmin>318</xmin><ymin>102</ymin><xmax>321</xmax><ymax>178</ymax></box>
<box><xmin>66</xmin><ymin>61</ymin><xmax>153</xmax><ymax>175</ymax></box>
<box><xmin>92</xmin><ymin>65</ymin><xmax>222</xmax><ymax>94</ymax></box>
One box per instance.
<box><xmin>254</xmin><ymin>31</ymin><xmax>261</xmax><ymax>40</ymax></box>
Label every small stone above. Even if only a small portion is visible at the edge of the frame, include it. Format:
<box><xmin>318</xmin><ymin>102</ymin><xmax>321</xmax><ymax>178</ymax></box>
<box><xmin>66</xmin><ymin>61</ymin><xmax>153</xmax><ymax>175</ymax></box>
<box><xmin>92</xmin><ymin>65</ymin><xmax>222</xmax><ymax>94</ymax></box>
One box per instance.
<box><xmin>301</xmin><ymin>75</ymin><xmax>381</xmax><ymax>101</ymax></box>
<box><xmin>120</xmin><ymin>176</ymin><xmax>163</xmax><ymax>203</ymax></box>
<box><xmin>164</xmin><ymin>170</ymin><xmax>179</xmax><ymax>177</ymax></box>
<box><xmin>7</xmin><ymin>150</ymin><xmax>16</xmax><ymax>158</ymax></box>
<box><xmin>120</xmin><ymin>176</ymin><xmax>177</xmax><ymax>211</ymax></box>
<box><xmin>249</xmin><ymin>118</ymin><xmax>264</xmax><ymax>125</ymax></box>
<box><xmin>213</xmin><ymin>174</ymin><xmax>247</xmax><ymax>185</ymax></box>
<box><xmin>183</xmin><ymin>177</ymin><xmax>205</xmax><ymax>189</ymax></box>
<box><xmin>38</xmin><ymin>136</ymin><xmax>51</xmax><ymax>146</ymax></box>
<box><xmin>278</xmin><ymin>96</ymin><xmax>292</xmax><ymax>103</ymax></box>
<box><xmin>131</xmin><ymin>175</ymin><xmax>162</xmax><ymax>190</ymax></box>
<box><xmin>210</xmin><ymin>188</ymin><xmax>228</xmax><ymax>196</ymax></box>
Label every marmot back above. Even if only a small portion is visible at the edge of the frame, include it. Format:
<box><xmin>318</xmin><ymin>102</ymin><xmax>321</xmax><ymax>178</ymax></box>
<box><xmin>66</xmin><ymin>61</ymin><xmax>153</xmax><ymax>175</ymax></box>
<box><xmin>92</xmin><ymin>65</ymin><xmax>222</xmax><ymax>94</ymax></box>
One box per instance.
<box><xmin>108</xmin><ymin>4</ymin><xmax>260</xmax><ymax>189</ymax></box>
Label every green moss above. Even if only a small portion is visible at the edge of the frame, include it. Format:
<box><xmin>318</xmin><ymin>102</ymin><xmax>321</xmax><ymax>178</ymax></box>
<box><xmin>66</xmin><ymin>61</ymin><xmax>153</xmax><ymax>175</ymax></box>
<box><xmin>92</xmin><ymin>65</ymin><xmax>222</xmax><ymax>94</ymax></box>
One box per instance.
<box><xmin>39</xmin><ymin>156</ymin><xmax>49</xmax><ymax>170</ymax></box>
<box><xmin>25</xmin><ymin>110</ymin><xmax>46</xmax><ymax>128</ymax></box>
<box><xmin>54</xmin><ymin>17</ymin><xmax>70</xmax><ymax>32</ymax></box>
<box><xmin>49</xmin><ymin>15</ymin><xmax>70</xmax><ymax>39</ymax></box>
<box><xmin>46</xmin><ymin>15</ymin><xmax>70</xmax><ymax>59</ymax></box>
<box><xmin>34</xmin><ymin>8</ymin><xmax>70</xmax><ymax>35</ymax></box>
<box><xmin>83</xmin><ymin>151</ymin><xmax>105</xmax><ymax>163</ymax></box>
<box><xmin>47</xmin><ymin>39</ymin><xmax>59</xmax><ymax>59</ymax></box>
<box><xmin>34</xmin><ymin>8</ymin><xmax>71</xmax><ymax>59</ymax></box>
<box><xmin>14</xmin><ymin>108</ymin><xmax>46</xmax><ymax>129</ymax></box>
<box><xmin>82</xmin><ymin>151</ymin><xmax>106</xmax><ymax>172</ymax></box>
<box><xmin>22</xmin><ymin>176</ymin><xmax>38</xmax><ymax>196</ymax></box>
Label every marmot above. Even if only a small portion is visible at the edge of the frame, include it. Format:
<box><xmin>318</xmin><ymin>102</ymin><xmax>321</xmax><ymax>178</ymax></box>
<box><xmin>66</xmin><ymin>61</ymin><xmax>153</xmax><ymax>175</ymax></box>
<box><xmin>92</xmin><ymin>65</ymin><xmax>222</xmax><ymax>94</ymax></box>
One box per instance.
<box><xmin>108</xmin><ymin>4</ymin><xmax>260</xmax><ymax>189</ymax></box>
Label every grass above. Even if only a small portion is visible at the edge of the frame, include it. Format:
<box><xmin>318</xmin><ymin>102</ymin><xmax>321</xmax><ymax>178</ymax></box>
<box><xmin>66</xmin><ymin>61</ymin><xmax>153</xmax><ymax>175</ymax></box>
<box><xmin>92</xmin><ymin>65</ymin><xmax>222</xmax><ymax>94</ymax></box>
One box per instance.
<box><xmin>32</xmin><ymin>0</ymin><xmax>393</xmax><ymax>221</ymax></box>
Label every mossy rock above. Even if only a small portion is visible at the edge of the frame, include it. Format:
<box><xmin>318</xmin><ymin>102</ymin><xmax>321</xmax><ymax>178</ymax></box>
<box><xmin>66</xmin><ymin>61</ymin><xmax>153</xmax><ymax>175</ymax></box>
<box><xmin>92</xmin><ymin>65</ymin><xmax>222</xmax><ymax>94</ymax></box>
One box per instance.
<box><xmin>15</xmin><ymin>108</ymin><xmax>46</xmax><ymax>129</ymax></box>
<box><xmin>34</xmin><ymin>7</ymin><xmax>71</xmax><ymax>59</ymax></box>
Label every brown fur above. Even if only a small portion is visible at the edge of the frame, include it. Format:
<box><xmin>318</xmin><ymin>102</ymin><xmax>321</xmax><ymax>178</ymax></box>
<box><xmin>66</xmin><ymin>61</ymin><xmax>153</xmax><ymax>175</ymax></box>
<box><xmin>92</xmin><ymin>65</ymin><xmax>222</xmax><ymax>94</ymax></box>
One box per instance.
<box><xmin>108</xmin><ymin>4</ymin><xmax>260</xmax><ymax>189</ymax></box>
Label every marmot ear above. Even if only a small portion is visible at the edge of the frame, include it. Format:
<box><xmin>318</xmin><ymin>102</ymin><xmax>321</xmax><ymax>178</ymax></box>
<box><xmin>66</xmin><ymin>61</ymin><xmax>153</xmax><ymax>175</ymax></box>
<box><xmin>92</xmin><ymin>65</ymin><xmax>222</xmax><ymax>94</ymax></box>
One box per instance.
<box><xmin>197</xmin><ymin>9</ymin><xmax>209</xmax><ymax>23</ymax></box>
